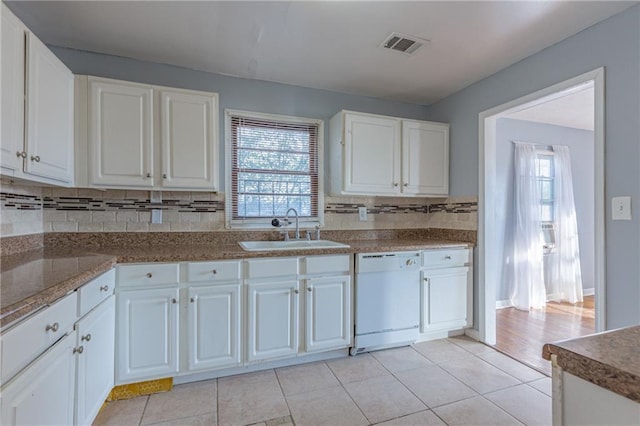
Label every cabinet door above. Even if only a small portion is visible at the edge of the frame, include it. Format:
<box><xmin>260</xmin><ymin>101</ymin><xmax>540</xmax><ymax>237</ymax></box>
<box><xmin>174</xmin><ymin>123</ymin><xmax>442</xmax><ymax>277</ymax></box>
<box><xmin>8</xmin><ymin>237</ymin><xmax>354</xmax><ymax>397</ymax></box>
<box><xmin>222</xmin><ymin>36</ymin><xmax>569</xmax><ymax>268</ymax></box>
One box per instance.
<box><xmin>247</xmin><ymin>280</ymin><xmax>299</xmax><ymax>362</ymax></box>
<box><xmin>89</xmin><ymin>77</ymin><xmax>153</xmax><ymax>187</ymax></box>
<box><xmin>159</xmin><ymin>89</ymin><xmax>218</xmax><ymax>190</ymax></box>
<box><xmin>116</xmin><ymin>288</ymin><xmax>179</xmax><ymax>383</ymax></box>
<box><xmin>402</xmin><ymin>120</ymin><xmax>449</xmax><ymax>196</ymax></box>
<box><xmin>1</xmin><ymin>4</ymin><xmax>25</xmax><ymax>173</ymax></box>
<box><xmin>24</xmin><ymin>32</ymin><xmax>74</xmax><ymax>183</ymax></box>
<box><xmin>304</xmin><ymin>275</ymin><xmax>351</xmax><ymax>353</ymax></box>
<box><xmin>1</xmin><ymin>331</ymin><xmax>76</xmax><ymax>426</ymax></box>
<box><xmin>187</xmin><ymin>283</ymin><xmax>241</xmax><ymax>372</ymax></box>
<box><xmin>75</xmin><ymin>296</ymin><xmax>115</xmax><ymax>426</ymax></box>
<box><xmin>421</xmin><ymin>267</ymin><xmax>469</xmax><ymax>332</ymax></box>
<box><xmin>344</xmin><ymin>113</ymin><xmax>401</xmax><ymax>195</ymax></box>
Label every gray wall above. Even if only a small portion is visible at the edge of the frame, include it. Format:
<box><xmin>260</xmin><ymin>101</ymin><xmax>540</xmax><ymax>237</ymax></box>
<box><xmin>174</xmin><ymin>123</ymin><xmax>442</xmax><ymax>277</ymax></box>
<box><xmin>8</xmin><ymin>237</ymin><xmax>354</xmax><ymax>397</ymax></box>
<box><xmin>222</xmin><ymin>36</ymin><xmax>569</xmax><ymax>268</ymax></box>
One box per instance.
<box><xmin>424</xmin><ymin>5</ymin><xmax>640</xmax><ymax>329</ymax></box>
<box><xmin>50</xmin><ymin>46</ymin><xmax>428</xmax><ymax>190</ymax></box>
<box><xmin>495</xmin><ymin>118</ymin><xmax>595</xmax><ymax>302</ymax></box>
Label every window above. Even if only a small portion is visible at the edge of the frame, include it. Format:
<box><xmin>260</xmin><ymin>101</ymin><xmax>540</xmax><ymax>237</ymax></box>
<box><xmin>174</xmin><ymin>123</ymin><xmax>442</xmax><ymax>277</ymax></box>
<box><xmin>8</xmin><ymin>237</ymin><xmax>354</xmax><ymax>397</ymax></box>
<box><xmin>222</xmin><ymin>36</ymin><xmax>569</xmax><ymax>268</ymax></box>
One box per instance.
<box><xmin>225</xmin><ymin>110</ymin><xmax>323</xmax><ymax>228</ymax></box>
<box><xmin>535</xmin><ymin>153</ymin><xmax>554</xmax><ymax>223</ymax></box>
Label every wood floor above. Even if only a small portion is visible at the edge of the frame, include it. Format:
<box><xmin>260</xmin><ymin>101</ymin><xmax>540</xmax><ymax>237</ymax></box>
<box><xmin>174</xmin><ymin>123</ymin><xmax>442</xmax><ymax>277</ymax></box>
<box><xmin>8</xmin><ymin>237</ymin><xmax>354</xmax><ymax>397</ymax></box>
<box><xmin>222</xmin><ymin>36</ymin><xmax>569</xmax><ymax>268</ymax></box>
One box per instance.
<box><xmin>495</xmin><ymin>296</ymin><xmax>595</xmax><ymax>375</ymax></box>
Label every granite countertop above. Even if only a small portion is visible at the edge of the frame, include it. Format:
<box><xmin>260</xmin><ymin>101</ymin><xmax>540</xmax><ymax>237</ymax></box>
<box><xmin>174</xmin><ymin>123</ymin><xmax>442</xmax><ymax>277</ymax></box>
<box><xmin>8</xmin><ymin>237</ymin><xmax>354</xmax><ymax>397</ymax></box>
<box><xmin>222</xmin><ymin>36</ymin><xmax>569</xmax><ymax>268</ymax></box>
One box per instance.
<box><xmin>0</xmin><ymin>238</ymin><xmax>471</xmax><ymax>329</ymax></box>
<box><xmin>1</xmin><ymin>248</ymin><xmax>116</xmax><ymax>328</ymax></box>
<box><xmin>543</xmin><ymin>326</ymin><xmax>640</xmax><ymax>403</ymax></box>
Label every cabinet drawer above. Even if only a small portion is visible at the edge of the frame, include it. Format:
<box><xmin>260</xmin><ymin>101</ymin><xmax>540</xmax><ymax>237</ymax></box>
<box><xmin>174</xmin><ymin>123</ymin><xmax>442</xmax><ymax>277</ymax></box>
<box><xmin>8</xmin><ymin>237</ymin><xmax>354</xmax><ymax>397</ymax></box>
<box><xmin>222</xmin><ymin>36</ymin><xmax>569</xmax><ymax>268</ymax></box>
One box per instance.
<box><xmin>421</xmin><ymin>248</ymin><xmax>470</xmax><ymax>268</ymax></box>
<box><xmin>186</xmin><ymin>260</ymin><xmax>241</xmax><ymax>282</ymax></box>
<box><xmin>1</xmin><ymin>291</ymin><xmax>78</xmax><ymax>384</ymax></box>
<box><xmin>78</xmin><ymin>268</ymin><xmax>115</xmax><ymax>317</ymax></box>
<box><xmin>246</xmin><ymin>258</ymin><xmax>298</xmax><ymax>279</ymax></box>
<box><xmin>117</xmin><ymin>263</ymin><xmax>179</xmax><ymax>288</ymax></box>
<box><xmin>305</xmin><ymin>255</ymin><xmax>350</xmax><ymax>275</ymax></box>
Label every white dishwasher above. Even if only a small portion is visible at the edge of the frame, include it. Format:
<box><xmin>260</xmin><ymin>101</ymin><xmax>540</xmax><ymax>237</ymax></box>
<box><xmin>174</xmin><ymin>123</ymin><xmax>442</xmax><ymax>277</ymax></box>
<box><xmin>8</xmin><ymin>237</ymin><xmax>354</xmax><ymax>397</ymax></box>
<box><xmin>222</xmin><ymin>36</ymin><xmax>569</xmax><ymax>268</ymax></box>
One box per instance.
<box><xmin>351</xmin><ymin>251</ymin><xmax>421</xmax><ymax>355</ymax></box>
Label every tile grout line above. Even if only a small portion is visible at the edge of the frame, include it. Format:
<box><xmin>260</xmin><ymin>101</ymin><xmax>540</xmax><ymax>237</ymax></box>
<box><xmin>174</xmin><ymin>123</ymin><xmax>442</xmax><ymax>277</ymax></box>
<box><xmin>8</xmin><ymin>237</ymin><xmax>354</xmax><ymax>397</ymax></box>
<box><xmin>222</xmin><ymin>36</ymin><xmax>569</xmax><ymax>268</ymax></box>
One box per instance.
<box><xmin>138</xmin><ymin>395</ymin><xmax>151</xmax><ymax>426</ymax></box>
<box><xmin>272</xmin><ymin>367</ymin><xmax>295</xmax><ymax>425</ymax></box>
<box><xmin>325</xmin><ymin>358</ymin><xmax>374</xmax><ymax>424</ymax></box>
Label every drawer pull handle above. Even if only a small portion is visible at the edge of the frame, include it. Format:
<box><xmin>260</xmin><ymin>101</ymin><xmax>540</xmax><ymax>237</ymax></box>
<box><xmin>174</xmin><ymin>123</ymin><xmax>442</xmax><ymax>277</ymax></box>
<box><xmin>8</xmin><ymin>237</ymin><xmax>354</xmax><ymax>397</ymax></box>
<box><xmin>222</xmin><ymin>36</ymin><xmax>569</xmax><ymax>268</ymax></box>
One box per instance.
<box><xmin>30</xmin><ymin>155</ymin><xmax>40</xmax><ymax>162</ymax></box>
<box><xmin>81</xmin><ymin>334</ymin><xmax>92</xmax><ymax>342</ymax></box>
<box><xmin>212</xmin><ymin>269</ymin><xmax>217</xmax><ymax>275</ymax></box>
<box><xmin>45</xmin><ymin>322</ymin><xmax>59</xmax><ymax>333</ymax></box>
<box><xmin>16</xmin><ymin>151</ymin><xmax>26</xmax><ymax>158</ymax></box>
<box><xmin>73</xmin><ymin>346</ymin><xmax>84</xmax><ymax>354</ymax></box>
<box><xmin>100</xmin><ymin>285</ymin><xmax>109</xmax><ymax>292</ymax></box>
<box><xmin>172</xmin><ymin>298</ymin><xmax>178</xmax><ymax>304</ymax></box>
<box><xmin>146</xmin><ymin>273</ymin><xmax>153</xmax><ymax>278</ymax></box>
<box><xmin>444</xmin><ymin>255</ymin><xmax>452</xmax><ymax>260</ymax></box>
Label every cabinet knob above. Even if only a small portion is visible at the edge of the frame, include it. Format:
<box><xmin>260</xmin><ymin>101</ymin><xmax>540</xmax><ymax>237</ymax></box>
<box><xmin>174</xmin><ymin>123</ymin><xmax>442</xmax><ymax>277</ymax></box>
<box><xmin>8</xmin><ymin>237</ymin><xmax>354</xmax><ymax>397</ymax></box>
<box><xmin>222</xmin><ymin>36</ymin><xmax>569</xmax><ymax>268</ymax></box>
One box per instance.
<box><xmin>81</xmin><ymin>334</ymin><xmax>92</xmax><ymax>342</ymax></box>
<box><xmin>73</xmin><ymin>346</ymin><xmax>84</xmax><ymax>354</ymax></box>
<box><xmin>212</xmin><ymin>269</ymin><xmax>217</xmax><ymax>275</ymax></box>
<box><xmin>404</xmin><ymin>182</ymin><xmax>408</xmax><ymax>187</ymax></box>
<box><xmin>190</xmin><ymin>297</ymin><xmax>195</xmax><ymax>303</ymax></box>
<box><xmin>45</xmin><ymin>322</ymin><xmax>59</xmax><ymax>333</ymax></box>
<box><xmin>162</xmin><ymin>173</ymin><xmax>167</xmax><ymax>179</ymax></box>
<box><xmin>16</xmin><ymin>151</ymin><xmax>26</xmax><ymax>159</ymax></box>
<box><xmin>393</xmin><ymin>182</ymin><xmax>399</xmax><ymax>187</ymax></box>
<box><xmin>444</xmin><ymin>255</ymin><xmax>452</xmax><ymax>260</ymax></box>
<box><xmin>146</xmin><ymin>273</ymin><xmax>153</xmax><ymax>278</ymax></box>
<box><xmin>30</xmin><ymin>155</ymin><xmax>40</xmax><ymax>162</ymax></box>
<box><xmin>307</xmin><ymin>287</ymin><xmax>312</xmax><ymax>292</ymax></box>
<box><xmin>172</xmin><ymin>298</ymin><xmax>178</xmax><ymax>304</ymax></box>
<box><xmin>293</xmin><ymin>289</ymin><xmax>299</xmax><ymax>294</ymax></box>
<box><xmin>99</xmin><ymin>285</ymin><xmax>109</xmax><ymax>292</ymax></box>
<box><xmin>146</xmin><ymin>173</ymin><xmax>151</xmax><ymax>178</ymax></box>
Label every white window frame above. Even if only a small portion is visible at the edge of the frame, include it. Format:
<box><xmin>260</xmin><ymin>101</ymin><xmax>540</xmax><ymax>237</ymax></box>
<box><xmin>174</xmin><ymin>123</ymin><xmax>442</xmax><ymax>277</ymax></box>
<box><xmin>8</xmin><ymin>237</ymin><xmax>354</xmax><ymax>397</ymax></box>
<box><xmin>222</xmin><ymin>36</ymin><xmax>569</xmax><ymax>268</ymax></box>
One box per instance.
<box><xmin>224</xmin><ymin>109</ymin><xmax>324</xmax><ymax>230</ymax></box>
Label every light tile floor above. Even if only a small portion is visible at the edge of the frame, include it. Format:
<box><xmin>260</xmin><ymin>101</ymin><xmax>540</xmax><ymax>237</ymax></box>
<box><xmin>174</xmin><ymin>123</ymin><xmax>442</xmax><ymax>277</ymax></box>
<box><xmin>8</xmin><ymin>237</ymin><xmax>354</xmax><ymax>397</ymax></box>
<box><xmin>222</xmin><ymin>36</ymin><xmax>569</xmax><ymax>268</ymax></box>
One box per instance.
<box><xmin>94</xmin><ymin>336</ymin><xmax>552</xmax><ymax>426</ymax></box>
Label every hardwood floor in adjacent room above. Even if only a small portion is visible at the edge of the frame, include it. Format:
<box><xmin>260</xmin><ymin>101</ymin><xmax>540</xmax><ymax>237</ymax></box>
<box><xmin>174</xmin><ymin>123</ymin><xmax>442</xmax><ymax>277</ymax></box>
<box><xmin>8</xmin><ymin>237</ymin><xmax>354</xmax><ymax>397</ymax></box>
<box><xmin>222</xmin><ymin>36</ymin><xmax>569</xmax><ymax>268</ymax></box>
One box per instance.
<box><xmin>495</xmin><ymin>296</ymin><xmax>595</xmax><ymax>375</ymax></box>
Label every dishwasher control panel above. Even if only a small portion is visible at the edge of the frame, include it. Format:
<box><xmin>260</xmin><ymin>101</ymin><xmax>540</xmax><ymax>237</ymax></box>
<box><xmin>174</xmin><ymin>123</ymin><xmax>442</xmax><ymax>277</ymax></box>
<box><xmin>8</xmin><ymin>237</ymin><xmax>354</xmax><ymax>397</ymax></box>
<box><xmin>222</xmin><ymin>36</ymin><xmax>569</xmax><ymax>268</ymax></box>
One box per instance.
<box><xmin>356</xmin><ymin>251</ymin><xmax>421</xmax><ymax>273</ymax></box>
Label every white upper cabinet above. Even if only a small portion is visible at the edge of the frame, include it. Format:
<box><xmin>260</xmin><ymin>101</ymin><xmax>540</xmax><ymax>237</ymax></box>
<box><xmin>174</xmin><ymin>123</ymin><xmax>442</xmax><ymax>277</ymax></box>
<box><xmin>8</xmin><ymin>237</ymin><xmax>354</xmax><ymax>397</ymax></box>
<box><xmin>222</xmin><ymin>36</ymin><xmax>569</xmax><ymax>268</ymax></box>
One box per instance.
<box><xmin>1</xmin><ymin>4</ymin><xmax>25</xmax><ymax>173</ymax></box>
<box><xmin>77</xmin><ymin>76</ymin><xmax>219</xmax><ymax>191</ymax></box>
<box><xmin>401</xmin><ymin>120</ymin><xmax>449</xmax><ymax>195</ymax></box>
<box><xmin>159</xmin><ymin>89</ymin><xmax>218</xmax><ymax>190</ymax></box>
<box><xmin>329</xmin><ymin>110</ymin><xmax>449</xmax><ymax>197</ymax></box>
<box><xmin>343</xmin><ymin>113</ymin><xmax>401</xmax><ymax>195</ymax></box>
<box><xmin>0</xmin><ymin>4</ymin><xmax>74</xmax><ymax>185</ymax></box>
<box><xmin>88</xmin><ymin>77</ymin><xmax>154</xmax><ymax>187</ymax></box>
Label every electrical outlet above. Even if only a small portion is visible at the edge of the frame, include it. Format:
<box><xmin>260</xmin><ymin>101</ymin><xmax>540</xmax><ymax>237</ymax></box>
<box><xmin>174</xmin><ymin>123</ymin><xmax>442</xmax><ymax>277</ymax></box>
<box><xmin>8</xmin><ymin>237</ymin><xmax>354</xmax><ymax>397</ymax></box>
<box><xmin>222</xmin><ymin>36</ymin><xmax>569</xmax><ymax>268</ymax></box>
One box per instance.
<box><xmin>358</xmin><ymin>206</ymin><xmax>368</xmax><ymax>221</ymax></box>
<box><xmin>612</xmin><ymin>196</ymin><xmax>632</xmax><ymax>220</ymax></box>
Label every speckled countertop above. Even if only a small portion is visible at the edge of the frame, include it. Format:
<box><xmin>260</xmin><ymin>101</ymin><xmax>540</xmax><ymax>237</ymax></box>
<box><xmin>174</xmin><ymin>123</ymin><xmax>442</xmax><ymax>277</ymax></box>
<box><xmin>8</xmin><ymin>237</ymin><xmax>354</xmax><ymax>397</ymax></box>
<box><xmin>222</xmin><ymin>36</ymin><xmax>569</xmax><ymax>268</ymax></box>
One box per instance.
<box><xmin>543</xmin><ymin>326</ymin><xmax>640</xmax><ymax>403</ymax></box>
<box><xmin>1</xmin><ymin>249</ymin><xmax>116</xmax><ymax>328</ymax></box>
<box><xmin>0</xmin><ymin>236</ymin><xmax>472</xmax><ymax>329</ymax></box>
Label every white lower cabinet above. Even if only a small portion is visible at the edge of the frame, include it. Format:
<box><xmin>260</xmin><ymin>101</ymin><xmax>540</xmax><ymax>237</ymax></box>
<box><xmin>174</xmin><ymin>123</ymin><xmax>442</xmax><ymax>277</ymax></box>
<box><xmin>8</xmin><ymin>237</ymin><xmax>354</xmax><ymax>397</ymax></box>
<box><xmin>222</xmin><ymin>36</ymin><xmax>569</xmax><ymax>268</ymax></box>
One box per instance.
<box><xmin>1</xmin><ymin>331</ymin><xmax>77</xmax><ymax>426</ymax></box>
<box><xmin>75</xmin><ymin>295</ymin><xmax>115</xmax><ymax>426</ymax></box>
<box><xmin>117</xmin><ymin>287</ymin><xmax>179</xmax><ymax>383</ymax></box>
<box><xmin>187</xmin><ymin>283</ymin><xmax>241</xmax><ymax>371</ymax></box>
<box><xmin>246</xmin><ymin>280</ymin><xmax>299</xmax><ymax>363</ymax></box>
<box><xmin>304</xmin><ymin>275</ymin><xmax>351</xmax><ymax>352</ymax></box>
<box><xmin>419</xmin><ymin>248</ymin><xmax>472</xmax><ymax>337</ymax></box>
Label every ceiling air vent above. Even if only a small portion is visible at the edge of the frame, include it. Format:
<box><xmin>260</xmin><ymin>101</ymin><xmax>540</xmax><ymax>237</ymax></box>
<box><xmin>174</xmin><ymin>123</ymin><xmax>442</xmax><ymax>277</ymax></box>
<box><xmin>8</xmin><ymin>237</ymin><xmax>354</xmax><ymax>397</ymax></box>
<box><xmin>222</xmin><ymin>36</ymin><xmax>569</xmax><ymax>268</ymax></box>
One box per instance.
<box><xmin>380</xmin><ymin>32</ymin><xmax>428</xmax><ymax>56</ymax></box>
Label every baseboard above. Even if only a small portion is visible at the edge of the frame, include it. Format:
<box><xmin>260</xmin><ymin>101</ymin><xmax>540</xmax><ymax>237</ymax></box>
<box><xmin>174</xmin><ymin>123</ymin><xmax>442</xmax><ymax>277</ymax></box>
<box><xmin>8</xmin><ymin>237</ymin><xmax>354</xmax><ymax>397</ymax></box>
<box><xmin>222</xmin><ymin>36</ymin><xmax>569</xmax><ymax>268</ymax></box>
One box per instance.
<box><xmin>583</xmin><ymin>287</ymin><xmax>595</xmax><ymax>296</ymax></box>
<box><xmin>464</xmin><ymin>328</ymin><xmax>480</xmax><ymax>341</ymax></box>
<box><xmin>496</xmin><ymin>299</ymin><xmax>513</xmax><ymax>309</ymax></box>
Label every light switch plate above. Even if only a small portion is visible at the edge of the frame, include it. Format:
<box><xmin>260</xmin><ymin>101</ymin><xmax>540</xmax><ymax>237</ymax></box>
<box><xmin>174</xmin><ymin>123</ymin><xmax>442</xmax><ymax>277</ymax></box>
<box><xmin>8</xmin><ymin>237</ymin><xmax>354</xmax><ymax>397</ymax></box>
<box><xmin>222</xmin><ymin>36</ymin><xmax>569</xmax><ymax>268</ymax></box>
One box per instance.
<box><xmin>611</xmin><ymin>196</ymin><xmax>632</xmax><ymax>220</ymax></box>
<box><xmin>358</xmin><ymin>206</ymin><xmax>368</xmax><ymax>221</ymax></box>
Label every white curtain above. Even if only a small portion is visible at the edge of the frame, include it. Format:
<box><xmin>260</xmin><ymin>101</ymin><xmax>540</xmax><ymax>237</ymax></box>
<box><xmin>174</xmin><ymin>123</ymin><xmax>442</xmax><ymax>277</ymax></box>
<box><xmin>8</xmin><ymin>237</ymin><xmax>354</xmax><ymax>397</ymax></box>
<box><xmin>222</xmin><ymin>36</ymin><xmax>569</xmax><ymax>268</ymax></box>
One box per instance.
<box><xmin>510</xmin><ymin>143</ymin><xmax>546</xmax><ymax>310</ymax></box>
<box><xmin>548</xmin><ymin>145</ymin><xmax>584</xmax><ymax>303</ymax></box>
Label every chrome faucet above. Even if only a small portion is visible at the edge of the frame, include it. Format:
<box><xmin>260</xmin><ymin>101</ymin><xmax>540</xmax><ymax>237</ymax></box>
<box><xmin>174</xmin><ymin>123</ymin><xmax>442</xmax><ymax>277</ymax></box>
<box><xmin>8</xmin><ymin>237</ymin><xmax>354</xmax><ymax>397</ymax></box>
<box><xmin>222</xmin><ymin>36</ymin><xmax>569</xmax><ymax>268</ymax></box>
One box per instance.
<box><xmin>284</xmin><ymin>208</ymin><xmax>300</xmax><ymax>241</ymax></box>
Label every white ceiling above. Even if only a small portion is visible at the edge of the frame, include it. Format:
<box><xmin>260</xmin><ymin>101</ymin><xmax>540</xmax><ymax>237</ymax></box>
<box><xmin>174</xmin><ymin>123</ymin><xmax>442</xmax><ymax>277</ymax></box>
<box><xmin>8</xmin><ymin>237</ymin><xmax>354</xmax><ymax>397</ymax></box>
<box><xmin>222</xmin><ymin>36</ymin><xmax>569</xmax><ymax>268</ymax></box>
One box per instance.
<box><xmin>6</xmin><ymin>1</ymin><xmax>636</xmax><ymax>105</ymax></box>
<box><xmin>506</xmin><ymin>86</ymin><xmax>595</xmax><ymax>131</ymax></box>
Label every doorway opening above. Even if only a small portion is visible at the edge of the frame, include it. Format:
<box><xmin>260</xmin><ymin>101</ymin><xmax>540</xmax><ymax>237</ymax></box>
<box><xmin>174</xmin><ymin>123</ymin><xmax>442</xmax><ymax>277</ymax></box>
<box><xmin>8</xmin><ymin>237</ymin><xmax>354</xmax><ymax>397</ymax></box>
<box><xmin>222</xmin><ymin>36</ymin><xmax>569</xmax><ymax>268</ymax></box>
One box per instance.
<box><xmin>477</xmin><ymin>68</ymin><xmax>605</xmax><ymax>374</ymax></box>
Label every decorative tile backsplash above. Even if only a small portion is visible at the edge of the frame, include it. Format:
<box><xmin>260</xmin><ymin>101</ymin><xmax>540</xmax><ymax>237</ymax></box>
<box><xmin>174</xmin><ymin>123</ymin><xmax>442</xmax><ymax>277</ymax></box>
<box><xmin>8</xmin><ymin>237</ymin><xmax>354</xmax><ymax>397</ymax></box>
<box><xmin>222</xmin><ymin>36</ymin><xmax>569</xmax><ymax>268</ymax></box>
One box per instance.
<box><xmin>0</xmin><ymin>186</ymin><xmax>477</xmax><ymax>235</ymax></box>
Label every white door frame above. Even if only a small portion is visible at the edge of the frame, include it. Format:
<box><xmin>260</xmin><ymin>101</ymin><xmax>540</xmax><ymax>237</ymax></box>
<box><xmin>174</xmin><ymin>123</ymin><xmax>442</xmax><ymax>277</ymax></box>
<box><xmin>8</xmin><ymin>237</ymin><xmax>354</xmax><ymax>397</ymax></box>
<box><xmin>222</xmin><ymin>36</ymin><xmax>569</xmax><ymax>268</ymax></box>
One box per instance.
<box><xmin>478</xmin><ymin>68</ymin><xmax>606</xmax><ymax>345</ymax></box>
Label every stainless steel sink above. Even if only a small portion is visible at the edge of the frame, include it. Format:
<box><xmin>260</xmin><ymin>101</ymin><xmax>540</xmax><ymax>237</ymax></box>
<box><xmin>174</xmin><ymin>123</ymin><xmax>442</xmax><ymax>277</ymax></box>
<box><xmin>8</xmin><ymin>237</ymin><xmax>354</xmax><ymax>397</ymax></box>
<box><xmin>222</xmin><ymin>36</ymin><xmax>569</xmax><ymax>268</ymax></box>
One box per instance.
<box><xmin>238</xmin><ymin>240</ymin><xmax>350</xmax><ymax>252</ymax></box>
